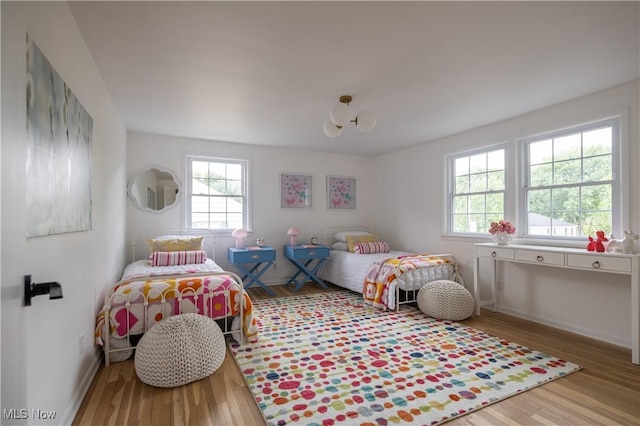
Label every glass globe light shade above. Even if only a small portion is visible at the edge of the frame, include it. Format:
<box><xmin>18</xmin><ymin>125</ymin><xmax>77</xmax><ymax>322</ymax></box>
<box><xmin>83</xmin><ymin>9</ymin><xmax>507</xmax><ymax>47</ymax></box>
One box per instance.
<box><xmin>356</xmin><ymin>110</ymin><xmax>377</xmax><ymax>132</ymax></box>
<box><xmin>323</xmin><ymin>120</ymin><xmax>343</xmax><ymax>137</ymax></box>
<box><xmin>329</xmin><ymin>102</ymin><xmax>351</xmax><ymax>126</ymax></box>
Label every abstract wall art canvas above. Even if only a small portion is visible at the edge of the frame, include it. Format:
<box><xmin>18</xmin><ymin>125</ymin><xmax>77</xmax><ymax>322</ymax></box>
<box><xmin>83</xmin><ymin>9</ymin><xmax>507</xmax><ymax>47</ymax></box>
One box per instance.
<box><xmin>26</xmin><ymin>35</ymin><xmax>93</xmax><ymax>237</ymax></box>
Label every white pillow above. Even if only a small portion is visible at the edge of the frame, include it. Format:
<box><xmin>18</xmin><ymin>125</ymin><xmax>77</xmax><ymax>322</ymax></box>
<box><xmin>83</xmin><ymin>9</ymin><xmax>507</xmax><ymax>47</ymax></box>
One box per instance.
<box><xmin>331</xmin><ymin>242</ymin><xmax>349</xmax><ymax>251</ymax></box>
<box><xmin>332</xmin><ymin>231</ymin><xmax>372</xmax><ymax>243</ymax></box>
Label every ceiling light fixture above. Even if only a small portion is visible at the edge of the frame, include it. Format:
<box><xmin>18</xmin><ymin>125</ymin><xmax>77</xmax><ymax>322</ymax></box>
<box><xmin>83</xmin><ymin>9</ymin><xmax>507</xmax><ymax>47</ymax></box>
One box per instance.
<box><xmin>323</xmin><ymin>95</ymin><xmax>377</xmax><ymax>138</ymax></box>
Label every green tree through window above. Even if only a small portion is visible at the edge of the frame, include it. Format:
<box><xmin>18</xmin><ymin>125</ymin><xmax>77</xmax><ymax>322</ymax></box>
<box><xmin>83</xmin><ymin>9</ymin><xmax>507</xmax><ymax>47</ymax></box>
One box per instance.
<box><xmin>449</xmin><ymin>147</ymin><xmax>506</xmax><ymax>233</ymax></box>
<box><xmin>523</xmin><ymin>119</ymin><xmax>617</xmax><ymax>238</ymax></box>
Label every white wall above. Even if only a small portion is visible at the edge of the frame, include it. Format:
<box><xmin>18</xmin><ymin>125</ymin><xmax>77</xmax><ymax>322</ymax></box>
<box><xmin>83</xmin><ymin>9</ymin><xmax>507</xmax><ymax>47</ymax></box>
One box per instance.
<box><xmin>127</xmin><ymin>131</ymin><xmax>374</xmax><ymax>283</ymax></box>
<box><xmin>1</xmin><ymin>2</ymin><xmax>127</xmax><ymax>424</ymax></box>
<box><xmin>373</xmin><ymin>80</ymin><xmax>639</xmax><ymax>348</ymax></box>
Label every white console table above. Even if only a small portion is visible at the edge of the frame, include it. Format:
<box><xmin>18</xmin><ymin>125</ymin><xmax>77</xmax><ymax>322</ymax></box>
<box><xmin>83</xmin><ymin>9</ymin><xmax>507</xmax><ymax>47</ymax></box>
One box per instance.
<box><xmin>473</xmin><ymin>242</ymin><xmax>639</xmax><ymax>364</ymax></box>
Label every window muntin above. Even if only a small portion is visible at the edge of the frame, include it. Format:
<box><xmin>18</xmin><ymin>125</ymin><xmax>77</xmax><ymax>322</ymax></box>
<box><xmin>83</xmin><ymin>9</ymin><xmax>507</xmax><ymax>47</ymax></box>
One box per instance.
<box><xmin>449</xmin><ymin>147</ymin><xmax>506</xmax><ymax>234</ymax></box>
<box><xmin>186</xmin><ymin>156</ymin><xmax>248</xmax><ymax>231</ymax></box>
<box><xmin>522</xmin><ymin>118</ymin><xmax>618</xmax><ymax>238</ymax></box>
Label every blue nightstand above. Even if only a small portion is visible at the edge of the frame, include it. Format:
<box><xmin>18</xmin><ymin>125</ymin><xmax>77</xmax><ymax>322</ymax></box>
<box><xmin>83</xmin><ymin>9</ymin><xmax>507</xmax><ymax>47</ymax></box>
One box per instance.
<box><xmin>228</xmin><ymin>246</ymin><xmax>276</xmax><ymax>295</ymax></box>
<box><xmin>284</xmin><ymin>245</ymin><xmax>330</xmax><ymax>292</ymax></box>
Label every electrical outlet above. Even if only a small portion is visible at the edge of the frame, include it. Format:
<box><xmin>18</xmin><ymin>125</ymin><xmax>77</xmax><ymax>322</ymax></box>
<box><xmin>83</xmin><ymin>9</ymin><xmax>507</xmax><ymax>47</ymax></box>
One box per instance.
<box><xmin>79</xmin><ymin>333</ymin><xmax>84</xmax><ymax>356</ymax></box>
<box><xmin>272</xmin><ymin>262</ymin><xmax>277</xmax><ymax>270</ymax></box>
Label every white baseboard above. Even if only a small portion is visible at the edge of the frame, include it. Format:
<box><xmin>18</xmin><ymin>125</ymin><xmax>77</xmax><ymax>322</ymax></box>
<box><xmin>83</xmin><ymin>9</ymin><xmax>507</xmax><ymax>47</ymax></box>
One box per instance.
<box><xmin>59</xmin><ymin>351</ymin><xmax>101</xmax><ymax>426</ymax></box>
<box><xmin>263</xmin><ymin>278</ymin><xmax>324</xmax><ymax>287</ymax></box>
<box><xmin>262</xmin><ymin>278</ymin><xmax>288</xmax><ymax>286</ymax></box>
<box><xmin>479</xmin><ymin>299</ymin><xmax>494</xmax><ymax>309</ymax></box>
<box><xmin>496</xmin><ymin>306</ymin><xmax>630</xmax><ymax>349</ymax></box>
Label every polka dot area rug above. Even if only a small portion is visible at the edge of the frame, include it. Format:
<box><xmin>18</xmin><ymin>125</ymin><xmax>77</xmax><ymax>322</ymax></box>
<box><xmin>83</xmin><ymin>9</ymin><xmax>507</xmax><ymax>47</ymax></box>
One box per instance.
<box><xmin>229</xmin><ymin>292</ymin><xmax>581</xmax><ymax>426</ymax></box>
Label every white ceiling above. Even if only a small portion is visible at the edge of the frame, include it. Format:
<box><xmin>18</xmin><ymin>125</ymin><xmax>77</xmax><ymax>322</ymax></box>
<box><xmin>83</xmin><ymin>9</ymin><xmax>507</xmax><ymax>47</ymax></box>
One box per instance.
<box><xmin>69</xmin><ymin>1</ymin><xmax>639</xmax><ymax>157</ymax></box>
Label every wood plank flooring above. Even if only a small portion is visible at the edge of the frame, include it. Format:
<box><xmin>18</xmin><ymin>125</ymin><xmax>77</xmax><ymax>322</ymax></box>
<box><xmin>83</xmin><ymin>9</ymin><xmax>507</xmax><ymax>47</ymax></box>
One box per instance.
<box><xmin>73</xmin><ymin>283</ymin><xmax>640</xmax><ymax>425</ymax></box>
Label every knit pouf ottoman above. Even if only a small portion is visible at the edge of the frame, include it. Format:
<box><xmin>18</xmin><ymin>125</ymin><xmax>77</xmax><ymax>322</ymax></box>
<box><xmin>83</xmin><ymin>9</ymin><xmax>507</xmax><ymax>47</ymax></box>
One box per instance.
<box><xmin>417</xmin><ymin>280</ymin><xmax>474</xmax><ymax>321</ymax></box>
<box><xmin>134</xmin><ymin>313</ymin><xmax>226</xmax><ymax>388</ymax></box>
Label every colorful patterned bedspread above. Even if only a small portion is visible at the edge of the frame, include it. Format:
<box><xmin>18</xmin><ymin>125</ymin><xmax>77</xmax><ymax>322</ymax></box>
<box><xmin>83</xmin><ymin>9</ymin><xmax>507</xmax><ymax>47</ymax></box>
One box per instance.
<box><xmin>363</xmin><ymin>254</ymin><xmax>451</xmax><ymax>310</ymax></box>
<box><xmin>95</xmin><ymin>273</ymin><xmax>258</xmax><ymax>345</ymax></box>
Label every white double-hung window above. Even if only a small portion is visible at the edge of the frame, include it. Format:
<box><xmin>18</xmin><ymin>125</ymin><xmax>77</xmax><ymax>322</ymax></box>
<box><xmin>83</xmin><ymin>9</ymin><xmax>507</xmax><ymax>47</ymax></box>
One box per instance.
<box><xmin>521</xmin><ymin>117</ymin><xmax>621</xmax><ymax>239</ymax></box>
<box><xmin>448</xmin><ymin>146</ymin><xmax>507</xmax><ymax>234</ymax></box>
<box><xmin>185</xmin><ymin>156</ymin><xmax>249</xmax><ymax>232</ymax></box>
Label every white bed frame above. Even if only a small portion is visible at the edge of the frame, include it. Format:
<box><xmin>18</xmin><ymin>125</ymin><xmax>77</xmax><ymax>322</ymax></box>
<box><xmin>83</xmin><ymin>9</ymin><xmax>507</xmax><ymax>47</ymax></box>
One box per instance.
<box><xmin>101</xmin><ymin>229</ymin><xmax>245</xmax><ymax>366</ymax></box>
<box><xmin>319</xmin><ymin>226</ymin><xmax>463</xmax><ymax>311</ymax></box>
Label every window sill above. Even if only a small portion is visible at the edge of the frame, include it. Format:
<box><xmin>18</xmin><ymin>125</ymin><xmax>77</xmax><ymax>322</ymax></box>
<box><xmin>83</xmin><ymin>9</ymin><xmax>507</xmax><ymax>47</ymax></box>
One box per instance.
<box><xmin>441</xmin><ymin>233</ymin><xmax>587</xmax><ymax>249</ymax></box>
<box><xmin>201</xmin><ymin>229</ymin><xmax>254</xmax><ymax>238</ymax></box>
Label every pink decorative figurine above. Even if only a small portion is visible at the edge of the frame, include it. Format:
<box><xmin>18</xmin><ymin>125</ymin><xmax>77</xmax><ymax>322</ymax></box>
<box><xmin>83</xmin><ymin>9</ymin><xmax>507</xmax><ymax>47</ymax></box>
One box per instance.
<box><xmin>586</xmin><ymin>236</ymin><xmax>595</xmax><ymax>251</ymax></box>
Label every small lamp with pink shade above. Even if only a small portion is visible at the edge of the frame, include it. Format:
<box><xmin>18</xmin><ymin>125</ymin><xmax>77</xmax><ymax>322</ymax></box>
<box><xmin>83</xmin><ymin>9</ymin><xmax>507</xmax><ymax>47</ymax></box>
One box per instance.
<box><xmin>232</xmin><ymin>228</ymin><xmax>248</xmax><ymax>248</ymax></box>
<box><xmin>287</xmin><ymin>227</ymin><xmax>300</xmax><ymax>246</ymax></box>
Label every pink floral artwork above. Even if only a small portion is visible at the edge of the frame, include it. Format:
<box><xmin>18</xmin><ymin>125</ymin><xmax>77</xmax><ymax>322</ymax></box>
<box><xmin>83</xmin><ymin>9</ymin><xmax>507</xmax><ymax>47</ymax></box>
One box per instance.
<box><xmin>281</xmin><ymin>174</ymin><xmax>312</xmax><ymax>208</ymax></box>
<box><xmin>327</xmin><ymin>176</ymin><xmax>355</xmax><ymax>209</ymax></box>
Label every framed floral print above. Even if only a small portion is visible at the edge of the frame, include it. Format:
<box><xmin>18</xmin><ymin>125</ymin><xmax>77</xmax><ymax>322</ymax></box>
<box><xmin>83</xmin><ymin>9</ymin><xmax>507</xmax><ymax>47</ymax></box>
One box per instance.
<box><xmin>327</xmin><ymin>176</ymin><xmax>355</xmax><ymax>209</ymax></box>
<box><xmin>280</xmin><ymin>173</ymin><xmax>312</xmax><ymax>209</ymax></box>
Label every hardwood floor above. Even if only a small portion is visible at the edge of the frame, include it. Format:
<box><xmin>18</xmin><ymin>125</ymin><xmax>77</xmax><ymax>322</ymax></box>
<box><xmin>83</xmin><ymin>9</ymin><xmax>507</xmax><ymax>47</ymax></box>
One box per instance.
<box><xmin>74</xmin><ymin>284</ymin><xmax>640</xmax><ymax>425</ymax></box>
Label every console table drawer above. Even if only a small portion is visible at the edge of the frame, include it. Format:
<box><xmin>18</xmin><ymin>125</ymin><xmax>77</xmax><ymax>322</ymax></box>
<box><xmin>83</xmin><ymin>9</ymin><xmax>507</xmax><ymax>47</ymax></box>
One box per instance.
<box><xmin>515</xmin><ymin>249</ymin><xmax>565</xmax><ymax>266</ymax></box>
<box><xmin>477</xmin><ymin>246</ymin><xmax>514</xmax><ymax>260</ymax></box>
<box><xmin>566</xmin><ymin>254</ymin><xmax>631</xmax><ymax>273</ymax></box>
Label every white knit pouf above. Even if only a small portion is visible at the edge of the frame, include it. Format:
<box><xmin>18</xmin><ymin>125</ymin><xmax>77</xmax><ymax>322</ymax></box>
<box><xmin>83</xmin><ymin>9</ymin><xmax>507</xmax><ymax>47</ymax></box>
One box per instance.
<box><xmin>134</xmin><ymin>313</ymin><xmax>226</xmax><ymax>388</ymax></box>
<box><xmin>417</xmin><ymin>280</ymin><xmax>474</xmax><ymax>321</ymax></box>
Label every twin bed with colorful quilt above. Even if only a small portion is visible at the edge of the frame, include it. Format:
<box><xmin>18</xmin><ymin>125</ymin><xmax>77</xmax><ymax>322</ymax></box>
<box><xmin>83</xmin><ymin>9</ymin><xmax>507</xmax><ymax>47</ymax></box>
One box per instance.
<box><xmin>317</xmin><ymin>228</ymin><xmax>464</xmax><ymax>311</ymax></box>
<box><xmin>95</xmin><ymin>229</ymin><xmax>258</xmax><ymax>366</ymax></box>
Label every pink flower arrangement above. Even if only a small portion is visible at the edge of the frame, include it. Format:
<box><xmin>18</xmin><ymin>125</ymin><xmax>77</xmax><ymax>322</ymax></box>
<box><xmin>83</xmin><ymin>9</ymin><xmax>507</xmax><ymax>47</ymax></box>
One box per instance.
<box><xmin>489</xmin><ymin>220</ymin><xmax>516</xmax><ymax>235</ymax></box>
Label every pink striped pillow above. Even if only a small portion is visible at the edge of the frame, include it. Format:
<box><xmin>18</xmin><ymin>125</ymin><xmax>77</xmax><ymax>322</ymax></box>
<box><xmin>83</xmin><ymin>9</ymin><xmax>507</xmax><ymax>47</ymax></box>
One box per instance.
<box><xmin>353</xmin><ymin>241</ymin><xmax>390</xmax><ymax>254</ymax></box>
<box><xmin>149</xmin><ymin>250</ymin><xmax>208</xmax><ymax>266</ymax></box>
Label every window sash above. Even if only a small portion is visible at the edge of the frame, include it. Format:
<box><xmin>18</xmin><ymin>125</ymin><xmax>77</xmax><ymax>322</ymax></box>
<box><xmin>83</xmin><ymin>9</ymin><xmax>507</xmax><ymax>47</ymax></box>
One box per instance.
<box><xmin>448</xmin><ymin>146</ymin><xmax>506</xmax><ymax>234</ymax></box>
<box><xmin>186</xmin><ymin>156</ymin><xmax>249</xmax><ymax>232</ymax></box>
<box><xmin>520</xmin><ymin>118</ymin><xmax>620</xmax><ymax>239</ymax></box>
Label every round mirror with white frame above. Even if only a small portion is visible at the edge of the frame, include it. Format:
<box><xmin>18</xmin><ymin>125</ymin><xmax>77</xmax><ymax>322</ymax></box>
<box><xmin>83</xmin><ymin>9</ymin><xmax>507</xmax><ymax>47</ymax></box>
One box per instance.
<box><xmin>128</xmin><ymin>166</ymin><xmax>181</xmax><ymax>213</ymax></box>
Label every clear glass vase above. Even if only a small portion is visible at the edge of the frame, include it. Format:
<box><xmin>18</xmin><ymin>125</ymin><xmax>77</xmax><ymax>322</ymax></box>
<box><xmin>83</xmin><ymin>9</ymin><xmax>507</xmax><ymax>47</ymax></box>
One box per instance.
<box><xmin>492</xmin><ymin>231</ymin><xmax>511</xmax><ymax>245</ymax></box>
